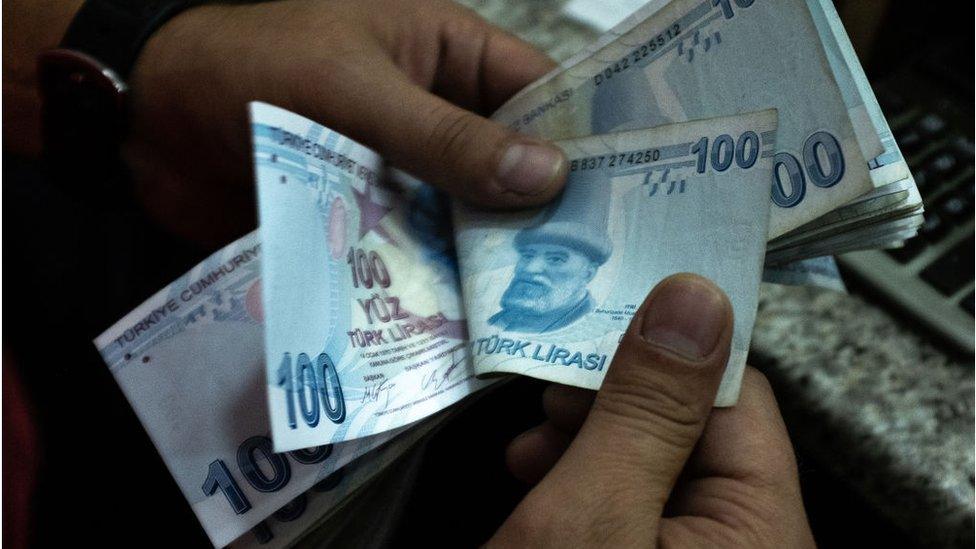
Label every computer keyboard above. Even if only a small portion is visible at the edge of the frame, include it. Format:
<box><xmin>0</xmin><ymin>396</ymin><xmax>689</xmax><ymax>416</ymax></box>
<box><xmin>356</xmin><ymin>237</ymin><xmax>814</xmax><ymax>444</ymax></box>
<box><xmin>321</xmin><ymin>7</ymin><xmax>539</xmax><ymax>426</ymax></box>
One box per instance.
<box><xmin>839</xmin><ymin>65</ymin><xmax>975</xmax><ymax>354</ymax></box>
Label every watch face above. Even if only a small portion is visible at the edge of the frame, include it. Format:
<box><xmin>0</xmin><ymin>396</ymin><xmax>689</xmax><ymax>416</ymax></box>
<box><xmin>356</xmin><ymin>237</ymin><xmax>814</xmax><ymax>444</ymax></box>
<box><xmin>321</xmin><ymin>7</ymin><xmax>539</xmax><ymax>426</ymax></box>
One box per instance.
<box><xmin>38</xmin><ymin>48</ymin><xmax>128</xmax><ymax>161</ymax></box>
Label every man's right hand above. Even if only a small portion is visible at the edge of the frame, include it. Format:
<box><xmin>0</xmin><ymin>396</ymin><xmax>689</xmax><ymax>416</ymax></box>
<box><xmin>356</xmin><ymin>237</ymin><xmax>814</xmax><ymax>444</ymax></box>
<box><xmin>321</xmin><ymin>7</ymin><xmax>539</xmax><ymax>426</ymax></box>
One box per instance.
<box><xmin>494</xmin><ymin>274</ymin><xmax>817</xmax><ymax>547</ymax></box>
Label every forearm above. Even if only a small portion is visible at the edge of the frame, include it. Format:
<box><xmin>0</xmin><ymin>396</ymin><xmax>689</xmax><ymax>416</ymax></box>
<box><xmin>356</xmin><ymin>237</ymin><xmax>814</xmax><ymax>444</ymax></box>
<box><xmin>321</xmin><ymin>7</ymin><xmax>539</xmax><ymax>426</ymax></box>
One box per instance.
<box><xmin>3</xmin><ymin>0</ymin><xmax>84</xmax><ymax>156</ymax></box>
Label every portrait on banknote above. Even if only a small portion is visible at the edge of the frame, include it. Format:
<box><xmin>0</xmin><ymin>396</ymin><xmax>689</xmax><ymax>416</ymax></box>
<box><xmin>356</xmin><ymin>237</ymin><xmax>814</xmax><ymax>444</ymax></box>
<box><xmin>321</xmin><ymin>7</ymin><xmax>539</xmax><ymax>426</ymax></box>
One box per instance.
<box><xmin>488</xmin><ymin>180</ymin><xmax>613</xmax><ymax>334</ymax></box>
<box><xmin>456</xmin><ymin>111</ymin><xmax>778</xmax><ymax>404</ymax></box>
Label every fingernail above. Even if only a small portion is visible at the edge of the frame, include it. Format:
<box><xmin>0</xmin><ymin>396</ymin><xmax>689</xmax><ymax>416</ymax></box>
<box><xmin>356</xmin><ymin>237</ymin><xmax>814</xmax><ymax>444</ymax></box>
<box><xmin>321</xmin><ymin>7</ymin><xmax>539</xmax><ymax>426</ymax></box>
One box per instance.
<box><xmin>640</xmin><ymin>276</ymin><xmax>730</xmax><ymax>361</ymax></box>
<box><xmin>496</xmin><ymin>141</ymin><xmax>566</xmax><ymax>195</ymax></box>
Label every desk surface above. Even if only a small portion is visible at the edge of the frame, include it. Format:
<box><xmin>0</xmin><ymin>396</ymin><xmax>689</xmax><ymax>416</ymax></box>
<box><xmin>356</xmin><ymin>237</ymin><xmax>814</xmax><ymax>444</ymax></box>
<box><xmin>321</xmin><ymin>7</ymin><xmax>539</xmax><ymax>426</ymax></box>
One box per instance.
<box><xmin>459</xmin><ymin>0</ymin><xmax>975</xmax><ymax>546</ymax></box>
<box><xmin>754</xmin><ymin>283</ymin><xmax>973</xmax><ymax>548</ymax></box>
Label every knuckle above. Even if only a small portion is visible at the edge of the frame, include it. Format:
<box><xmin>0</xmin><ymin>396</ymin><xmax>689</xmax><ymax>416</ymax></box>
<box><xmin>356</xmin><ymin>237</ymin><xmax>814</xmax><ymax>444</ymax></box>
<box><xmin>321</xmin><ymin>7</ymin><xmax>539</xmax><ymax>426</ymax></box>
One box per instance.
<box><xmin>425</xmin><ymin>103</ymin><xmax>481</xmax><ymax>169</ymax></box>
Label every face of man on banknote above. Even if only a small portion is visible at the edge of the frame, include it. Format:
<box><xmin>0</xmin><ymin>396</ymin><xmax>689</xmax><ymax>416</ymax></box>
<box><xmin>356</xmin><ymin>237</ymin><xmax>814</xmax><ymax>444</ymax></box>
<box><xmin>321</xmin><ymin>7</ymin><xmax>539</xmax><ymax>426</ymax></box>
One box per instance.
<box><xmin>487</xmin><ymin>175</ymin><xmax>614</xmax><ymax>334</ymax></box>
<box><xmin>490</xmin><ymin>238</ymin><xmax>603</xmax><ymax>333</ymax></box>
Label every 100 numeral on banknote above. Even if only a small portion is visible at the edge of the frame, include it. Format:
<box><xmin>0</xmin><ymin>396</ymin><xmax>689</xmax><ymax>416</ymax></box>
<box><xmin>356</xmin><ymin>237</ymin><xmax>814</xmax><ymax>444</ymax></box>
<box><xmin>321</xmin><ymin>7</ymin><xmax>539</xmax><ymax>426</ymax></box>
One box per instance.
<box><xmin>274</xmin><ymin>247</ymin><xmax>419</xmax><ymax>430</ymax></box>
<box><xmin>252</xmin><ymin>103</ymin><xmax>490</xmax><ymax>452</ymax></box>
<box><xmin>455</xmin><ymin>110</ymin><xmax>778</xmax><ymax>405</ymax></box>
<box><xmin>93</xmin><ymin>231</ymin><xmax>405</xmax><ymax>547</ymax></box>
<box><xmin>493</xmin><ymin>0</ymin><xmax>892</xmax><ymax>239</ymax></box>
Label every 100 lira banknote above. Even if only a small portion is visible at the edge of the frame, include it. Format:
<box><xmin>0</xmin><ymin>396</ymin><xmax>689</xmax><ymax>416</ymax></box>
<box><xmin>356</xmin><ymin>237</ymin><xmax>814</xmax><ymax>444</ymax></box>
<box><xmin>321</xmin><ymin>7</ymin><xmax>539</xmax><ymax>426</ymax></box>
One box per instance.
<box><xmin>94</xmin><ymin>232</ymin><xmax>408</xmax><ymax>547</ymax></box>
<box><xmin>491</xmin><ymin>0</ymin><xmax>908</xmax><ymax>239</ymax></box>
<box><xmin>230</xmin><ymin>407</ymin><xmax>445</xmax><ymax>549</ymax></box>
<box><xmin>252</xmin><ymin>103</ymin><xmax>492</xmax><ymax>452</ymax></box>
<box><xmin>455</xmin><ymin>109</ymin><xmax>778</xmax><ymax>405</ymax></box>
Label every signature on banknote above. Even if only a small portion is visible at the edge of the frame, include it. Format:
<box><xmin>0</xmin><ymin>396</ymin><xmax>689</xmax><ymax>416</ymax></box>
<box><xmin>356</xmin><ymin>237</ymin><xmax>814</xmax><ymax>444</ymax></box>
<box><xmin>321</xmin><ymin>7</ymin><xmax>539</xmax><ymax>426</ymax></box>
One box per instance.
<box><xmin>420</xmin><ymin>345</ymin><xmax>468</xmax><ymax>393</ymax></box>
<box><xmin>360</xmin><ymin>378</ymin><xmax>397</xmax><ymax>410</ymax></box>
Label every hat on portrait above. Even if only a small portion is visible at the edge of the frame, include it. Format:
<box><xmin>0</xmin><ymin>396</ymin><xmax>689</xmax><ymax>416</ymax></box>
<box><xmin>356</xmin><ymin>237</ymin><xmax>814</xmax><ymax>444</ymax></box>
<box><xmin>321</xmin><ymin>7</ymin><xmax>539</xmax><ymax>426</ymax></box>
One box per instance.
<box><xmin>514</xmin><ymin>175</ymin><xmax>613</xmax><ymax>265</ymax></box>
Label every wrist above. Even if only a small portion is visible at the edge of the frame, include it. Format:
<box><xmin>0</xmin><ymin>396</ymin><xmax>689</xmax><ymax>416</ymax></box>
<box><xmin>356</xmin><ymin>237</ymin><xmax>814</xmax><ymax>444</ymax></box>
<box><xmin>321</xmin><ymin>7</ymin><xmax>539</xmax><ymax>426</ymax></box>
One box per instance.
<box><xmin>128</xmin><ymin>2</ymin><xmax>292</xmax><ymax>163</ymax></box>
<box><xmin>127</xmin><ymin>3</ymin><xmax>257</xmax><ymax>153</ymax></box>
<box><xmin>38</xmin><ymin>0</ymin><xmax>229</xmax><ymax>188</ymax></box>
<box><xmin>131</xmin><ymin>3</ymin><xmax>227</xmax><ymax>83</ymax></box>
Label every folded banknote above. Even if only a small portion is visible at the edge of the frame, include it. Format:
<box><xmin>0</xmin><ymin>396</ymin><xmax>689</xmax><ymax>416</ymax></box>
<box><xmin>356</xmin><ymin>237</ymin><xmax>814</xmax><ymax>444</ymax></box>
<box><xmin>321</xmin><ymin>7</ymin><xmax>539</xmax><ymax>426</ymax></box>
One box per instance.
<box><xmin>253</xmin><ymin>103</ymin><xmax>776</xmax><ymax>449</ymax></box>
<box><xmin>455</xmin><ymin>109</ymin><xmax>778</xmax><ymax>404</ymax></box>
<box><xmin>252</xmin><ymin>103</ymin><xmax>493</xmax><ymax>452</ymax></box>
<box><xmin>490</xmin><ymin>0</ymin><xmax>915</xmax><ymax>246</ymax></box>
<box><xmin>229</xmin><ymin>409</ymin><xmax>443</xmax><ymax>549</ymax></box>
<box><xmin>93</xmin><ymin>232</ymin><xmax>409</xmax><ymax>547</ymax></box>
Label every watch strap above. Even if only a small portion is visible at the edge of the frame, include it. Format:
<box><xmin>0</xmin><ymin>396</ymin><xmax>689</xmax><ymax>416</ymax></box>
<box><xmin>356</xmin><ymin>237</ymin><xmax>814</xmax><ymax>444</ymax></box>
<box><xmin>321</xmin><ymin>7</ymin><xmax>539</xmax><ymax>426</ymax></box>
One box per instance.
<box><xmin>59</xmin><ymin>0</ymin><xmax>197</xmax><ymax>80</ymax></box>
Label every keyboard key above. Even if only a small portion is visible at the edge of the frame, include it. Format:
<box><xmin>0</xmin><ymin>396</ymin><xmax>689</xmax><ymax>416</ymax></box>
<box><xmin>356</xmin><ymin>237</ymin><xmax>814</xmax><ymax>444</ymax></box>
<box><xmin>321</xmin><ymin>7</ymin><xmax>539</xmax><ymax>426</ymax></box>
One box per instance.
<box><xmin>953</xmin><ymin>136</ymin><xmax>975</xmax><ymax>158</ymax></box>
<box><xmin>916</xmin><ymin>113</ymin><xmax>948</xmax><ymax>136</ymax></box>
<box><xmin>925</xmin><ymin>149</ymin><xmax>965</xmax><ymax>181</ymax></box>
<box><xmin>920</xmin><ymin>237</ymin><xmax>974</xmax><ymax>296</ymax></box>
<box><xmin>899</xmin><ymin>113</ymin><xmax>951</xmax><ymax>159</ymax></box>
<box><xmin>886</xmin><ymin>235</ymin><xmax>928</xmax><ymax>263</ymax></box>
<box><xmin>962</xmin><ymin>291</ymin><xmax>975</xmax><ymax>316</ymax></box>
<box><xmin>914</xmin><ymin>149</ymin><xmax>966</xmax><ymax>193</ymax></box>
<box><xmin>937</xmin><ymin>193</ymin><xmax>972</xmax><ymax>222</ymax></box>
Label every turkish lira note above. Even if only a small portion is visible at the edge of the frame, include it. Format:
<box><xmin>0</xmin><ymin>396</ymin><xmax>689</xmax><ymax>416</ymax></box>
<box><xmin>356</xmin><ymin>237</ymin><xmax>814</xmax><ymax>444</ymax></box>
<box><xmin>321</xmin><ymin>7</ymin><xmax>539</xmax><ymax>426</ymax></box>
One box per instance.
<box><xmin>94</xmin><ymin>231</ymin><xmax>405</xmax><ymax>547</ymax></box>
<box><xmin>491</xmin><ymin>0</ymin><xmax>904</xmax><ymax>240</ymax></box>
<box><xmin>455</xmin><ymin>110</ymin><xmax>777</xmax><ymax>405</ymax></box>
<box><xmin>252</xmin><ymin>102</ymin><xmax>491</xmax><ymax>452</ymax></box>
<box><xmin>762</xmin><ymin>256</ymin><xmax>845</xmax><ymax>292</ymax></box>
<box><xmin>229</xmin><ymin>409</ymin><xmax>443</xmax><ymax>549</ymax></box>
<box><xmin>804</xmin><ymin>0</ymin><xmax>910</xmax><ymax>184</ymax></box>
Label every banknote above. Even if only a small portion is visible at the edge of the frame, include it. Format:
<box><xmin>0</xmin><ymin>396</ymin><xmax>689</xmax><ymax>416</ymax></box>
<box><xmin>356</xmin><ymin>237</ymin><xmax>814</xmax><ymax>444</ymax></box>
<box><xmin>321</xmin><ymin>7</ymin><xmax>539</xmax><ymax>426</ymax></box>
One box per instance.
<box><xmin>805</xmin><ymin>0</ymin><xmax>910</xmax><ymax>184</ymax></box>
<box><xmin>762</xmin><ymin>256</ymin><xmax>846</xmax><ymax>293</ymax></box>
<box><xmin>94</xmin><ymin>231</ymin><xmax>407</xmax><ymax>548</ymax></box>
<box><xmin>766</xmin><ymin>213</ymin><xmax>923</xmax><ymax>265</ymax></box>
<box><xmin>770</xmin><ymin>178</ymin><xmax>918</xmax><ymax>250</ymax></box>
<box><xmin>455</xmin><ymin>109</ymin><xmax>778</xmax><ymax>405</ymax></box>
<box><xmin>252</xmin><ymin>102</ymin><xmax>492</xmax><ymax>452</ymax></box>
<box><xmin>229</xmin><ymin>409</ymin><xmax>443</xmax><ymax>549</ymax></box>
<box><xmin>232</xmin><ymin>378</ymin><xmax>501</xmax><ymax>548</ymax></box>
<box><xmin>289</xmin><ymin>447</ymin><xmax>427</xmax><ymax>549</ymax></box>
<box><xmin>490</xmin><ymin>0</ymin><xmax>900</xmax><ymax>240</ymax></box>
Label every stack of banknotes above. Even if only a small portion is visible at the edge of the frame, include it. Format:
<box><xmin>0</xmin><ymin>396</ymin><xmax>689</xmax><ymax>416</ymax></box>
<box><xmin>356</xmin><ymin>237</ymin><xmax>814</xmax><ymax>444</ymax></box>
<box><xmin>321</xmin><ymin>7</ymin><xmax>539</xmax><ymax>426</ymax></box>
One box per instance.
<box><xmin>94</xmin><ymin>1</ymin><xmax>919</xmax><ymax>546</ymax></box>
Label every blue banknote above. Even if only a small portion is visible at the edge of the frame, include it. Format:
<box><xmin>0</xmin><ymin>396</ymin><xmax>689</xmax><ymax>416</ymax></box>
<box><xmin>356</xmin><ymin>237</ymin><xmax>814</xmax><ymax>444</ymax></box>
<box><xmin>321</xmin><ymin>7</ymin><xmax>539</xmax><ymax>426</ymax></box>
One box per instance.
<box><xmin>762</xmin><ymin>256</ymin><xmax>846</xmax><ymax>292</ymax></box>
<box><xmin>491</xmin><ymin>0</ymin><xmax>911</xmax><ymax>240</ymax></box>
<box><xmin>229</xmin><ymin>407</ymin><xmax>445</xmax><ymax>549</ymax></box>
<box><xmin>94</xmin><ymin>232</ymin><xmax>413</xmax><ymax>547</ymax></box>
<box><xmin>454</xmin><ymin>109</ymin><xmax>778</xmax><ymax>405</ymax></box>
<box><xmin>252</xmin><ymin>103</ymin><xmax>492</xmax><ymax>452</ymax></box>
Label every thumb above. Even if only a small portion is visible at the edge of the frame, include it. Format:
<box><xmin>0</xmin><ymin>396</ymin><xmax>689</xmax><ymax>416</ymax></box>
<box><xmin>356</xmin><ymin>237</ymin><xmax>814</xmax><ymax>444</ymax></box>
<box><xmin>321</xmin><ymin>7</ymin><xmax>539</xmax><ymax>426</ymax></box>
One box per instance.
<box><xmin>366</xmin><ymin>79</ymin><xmax>568</xmax><ymax>208</ymax></box>
<box><xmin>490</xmin><ymin>273</ymin><xmax>733</xmax><ymax>547</ymax></box>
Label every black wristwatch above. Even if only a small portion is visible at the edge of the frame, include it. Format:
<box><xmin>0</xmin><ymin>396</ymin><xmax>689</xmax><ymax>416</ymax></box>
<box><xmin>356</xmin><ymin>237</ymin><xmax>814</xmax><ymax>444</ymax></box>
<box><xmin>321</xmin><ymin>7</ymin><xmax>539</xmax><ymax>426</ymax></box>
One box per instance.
<box><xmin>38</xmin><ymin>0</ymin><xmax>198</xmax><ymax>174</ymax></box>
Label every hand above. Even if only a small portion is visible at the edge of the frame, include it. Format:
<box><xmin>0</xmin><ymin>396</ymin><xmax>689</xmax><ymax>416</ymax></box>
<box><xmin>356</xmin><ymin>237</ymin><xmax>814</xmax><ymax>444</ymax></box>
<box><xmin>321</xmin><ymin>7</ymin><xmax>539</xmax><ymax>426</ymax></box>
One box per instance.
<box><xmin>492</xmin><ymin>274</ymin><xmax>815</xmax><ymax>547</ymax></box>
<box><xmin>126</xmin><ymin>0</ymin><xmax>567</xmax><ymax>243</ymax></box>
